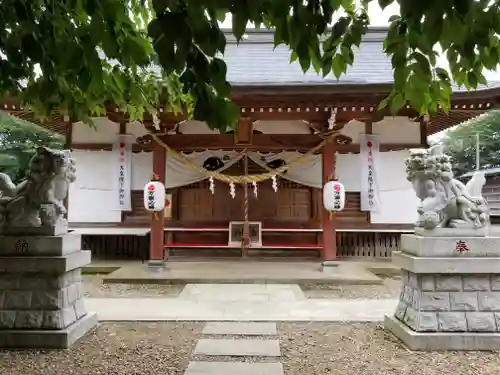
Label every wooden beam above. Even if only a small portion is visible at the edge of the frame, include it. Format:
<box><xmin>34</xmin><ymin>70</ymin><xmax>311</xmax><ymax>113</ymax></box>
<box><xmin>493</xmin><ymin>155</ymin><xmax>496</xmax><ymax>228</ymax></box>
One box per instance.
<box><xmin>70</xmin><ymin>138</ymin><xmax>425</xmax><ymax>153</ymax></box>
<box><xmin>235</xmin><ymin>117</ymin><xmax>253</xmax><ymax>145</ymax></box>
<box><xmin>71</xmin><ymin>143</ymin><xmax>147</xmax><ymax>152</ymax></box>
<box><xmin>160</xmin><ymin>134</ymin><xmax>322</xmax><ymax>151</ymax></box>
<box><xmin>365</xmin><ymin>119</ymin><xmax>373</xmax><ymax>135</ymax></box>
<box><xmin>420</xmin><ymin>117</ymin><xmax>429</xmax><ymax>148</ymax></box>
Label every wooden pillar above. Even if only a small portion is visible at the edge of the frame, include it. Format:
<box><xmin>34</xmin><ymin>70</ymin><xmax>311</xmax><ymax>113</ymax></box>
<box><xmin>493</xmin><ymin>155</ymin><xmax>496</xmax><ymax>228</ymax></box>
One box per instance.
<box><xmin>149</xmin><ymin>140</ymin><xmax>166</xmax><ymax>266</ymax></box>
<box><xmin>321</xmin><ymin>139</ymin><xmax>337</xmax><ymax>260</ymax></box>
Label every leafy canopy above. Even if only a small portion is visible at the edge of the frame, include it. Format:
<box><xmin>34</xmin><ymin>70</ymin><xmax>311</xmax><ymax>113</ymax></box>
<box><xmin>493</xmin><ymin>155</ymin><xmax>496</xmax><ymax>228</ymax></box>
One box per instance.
<box><xmin>0</xmin><ymin>0</ymin><xmax>499</xmax><ymax>131</ymax></box>
<box><xmin>440</xmin><ymin>110</ymin><xmax>500</xmax><ymax>176</ymax></box>
<box><xmin>0</xmin><ymin>111</ymin><xmax>64</xmax><ymax>182</ymax></box>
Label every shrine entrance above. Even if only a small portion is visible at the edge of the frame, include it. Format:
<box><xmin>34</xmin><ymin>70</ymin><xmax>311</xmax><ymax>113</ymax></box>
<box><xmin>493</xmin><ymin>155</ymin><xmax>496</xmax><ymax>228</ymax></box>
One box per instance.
<box><xmin>176</xmin><ymin>158</ymin><xmax>314</xmax><ymax>227</ymax></box>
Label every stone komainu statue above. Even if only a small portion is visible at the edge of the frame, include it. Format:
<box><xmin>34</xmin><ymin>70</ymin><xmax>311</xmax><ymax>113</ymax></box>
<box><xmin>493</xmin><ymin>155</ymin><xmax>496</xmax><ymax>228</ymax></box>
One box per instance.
<box><xmin>406</xmin><ymin>145</ymin><xmax>489</xmax><ymax>230</ymax></box>
<box><xmin>0</xmin><ymin>147</ymin><xmax>76</xmax><ymax>228</ymax></box>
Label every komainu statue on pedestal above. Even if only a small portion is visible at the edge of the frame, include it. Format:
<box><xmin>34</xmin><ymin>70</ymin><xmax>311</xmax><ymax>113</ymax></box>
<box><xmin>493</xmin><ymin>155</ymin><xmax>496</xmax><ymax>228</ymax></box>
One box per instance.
<box><xmin>406</xmin><ymin>145</ymin><xmax>489</xmax><ymax>230</ymax></box>
<box><xmin>0</xmin><ymin>147</ymin><xmax>76</xmax><ymax>229</ymax></box>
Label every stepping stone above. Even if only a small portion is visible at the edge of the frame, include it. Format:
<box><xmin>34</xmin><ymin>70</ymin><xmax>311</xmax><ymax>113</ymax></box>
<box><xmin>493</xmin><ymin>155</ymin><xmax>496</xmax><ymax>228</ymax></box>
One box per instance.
<box><xmin>185</xmin><ymin>362</ymin><xmax>284</xmax><ymax>375</ymax></box>
<box><xmin>194</xmin><ymin>338</ymin><xmax>281</xmax><ymax>357</ymax></box>
<box><xmin>203</xmin><ymin>322</ymin><xmax>278</xmax><ymax>336</ymax></box>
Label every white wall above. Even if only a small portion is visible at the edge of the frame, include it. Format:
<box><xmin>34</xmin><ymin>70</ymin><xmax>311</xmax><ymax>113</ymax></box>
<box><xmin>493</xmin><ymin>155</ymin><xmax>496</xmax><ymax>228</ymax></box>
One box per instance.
<box><xmin>68</xmin><ymin>150</ymin><xmax>152</xmax><ymax>223</ymax></box>
<box><xmin>69</xmin><ymin>117</ymin><xmax>419</xmax><ymax>225</ymax></box>
<box><xmin>68</xmin><ymin>151</ymin><xmax>120</xmax><ymax>223</ymax></box>
<box><xmin>72</xmin><ymin>118</ymin><xmax>149</xmax><ymax>143</ymax></box>
<box><xmin>337</xmin><ymin>150</ymin><xmax>419</xmax><ymax>224</ymax></box>
<box><xmin>341</xmin><ymin>116</ymin><xmax>421</xmax><ymax>144</ymax></box>
<box><xmin>131</xmin><ymin>152</ymin><xmax>153</xmax><ymax>190</ymax></box>
<box><xmin>69</xmin><ymin>149</ymin><xmax>418</xmax><ymax>224</ymax></box>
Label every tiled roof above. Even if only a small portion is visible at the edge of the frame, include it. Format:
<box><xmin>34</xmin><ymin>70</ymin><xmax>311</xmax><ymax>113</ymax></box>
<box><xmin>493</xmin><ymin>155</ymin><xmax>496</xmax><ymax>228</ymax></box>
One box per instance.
<box><xmin>222</xmin><ymin>28</ymin><xmax>500</xmax><ymax>92</ymax></box>
<box><xmin>223</xmin><ymin>28</ymin><xmax>393</xmax><ymax>85</ymax></box>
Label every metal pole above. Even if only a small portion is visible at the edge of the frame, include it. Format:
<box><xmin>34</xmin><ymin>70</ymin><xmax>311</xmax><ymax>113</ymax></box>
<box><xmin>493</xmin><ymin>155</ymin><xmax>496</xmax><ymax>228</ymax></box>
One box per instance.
<box><xmin>476</xmin><ymin>132</ymin><xmax>480</xmax><ymax>171</ymax></box>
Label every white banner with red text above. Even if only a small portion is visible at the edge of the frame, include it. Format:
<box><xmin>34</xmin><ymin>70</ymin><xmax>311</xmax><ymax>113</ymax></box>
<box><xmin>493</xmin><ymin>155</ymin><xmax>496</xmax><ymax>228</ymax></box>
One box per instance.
<box><xmin>114</xmin><ymin>134</ymin><xmax>133</xmax><ymax>211</ymax></box>
<box><xmin>359</xmin><ymin>133</ymin><xmax>380</xmax><ymax>212</ymax></box>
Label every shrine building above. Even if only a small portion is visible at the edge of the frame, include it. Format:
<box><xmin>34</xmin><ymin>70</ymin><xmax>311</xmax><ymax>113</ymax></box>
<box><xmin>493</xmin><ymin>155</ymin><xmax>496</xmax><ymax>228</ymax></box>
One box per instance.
<box><xmin>2</xmin><ymin>28</ymin><xmax>499</xmax><ymax>262</ymax></box>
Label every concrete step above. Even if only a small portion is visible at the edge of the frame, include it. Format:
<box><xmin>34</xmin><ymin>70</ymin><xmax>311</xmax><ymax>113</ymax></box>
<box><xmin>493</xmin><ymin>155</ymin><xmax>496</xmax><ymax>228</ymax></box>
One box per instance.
<box><xmin>202</xmin><ymin>322</ymin><xmax>278</xmax><ymax>336</ymax></box>
<box><xmin>185</xmin><ymin>362</ymin><xmax>284</xmax><ymax>375</ymax></box>
<box><xmin>194</xmin><ymin>339</ymin><xmax>281</xmax><ymax>357</ymax></box>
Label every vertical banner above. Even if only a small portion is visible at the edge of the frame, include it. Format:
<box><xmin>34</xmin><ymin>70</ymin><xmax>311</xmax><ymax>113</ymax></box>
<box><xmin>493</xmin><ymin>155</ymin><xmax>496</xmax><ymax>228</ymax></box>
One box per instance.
<box><xmin>360</xmin><ymin>134</ymin><xmax>380</xmax><ymax>212</ymax></box>
<box><xmin>114</xmin><ymin>134</ymin><xmax>132</xmax><ymax>211</ymax></box>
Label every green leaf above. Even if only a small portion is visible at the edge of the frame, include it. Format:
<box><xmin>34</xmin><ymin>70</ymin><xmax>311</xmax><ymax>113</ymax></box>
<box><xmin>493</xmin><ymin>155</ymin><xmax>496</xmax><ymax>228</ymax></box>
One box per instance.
<box><xmin>435</xmin><ymin>67</ymin><xmax>450</xmax><ymax>82</ymax></box>
<box><xmin>389</xmin><ymin>93</ymin><xmax>405</xmax><ymax>114</ymax></box>
<box><xmin>331</xmin><ymin>55</ymin><xmax>345</xmax><ymax>79</ymax></box>
<box><xmin>378</xmin><ymin>96</ymin><xmax>391</xmax><ymax>110</ymax></box>
<box><xmin>410</xmin><ymin>52</ymin><xmax>431</xmax><ymax>75</ymax></box>
<box><xmin>232</xmin><ymin>11</ymin><xmax>248</xmax><ymax>41</ymax></box>
<box><xmin>466</xmin><ymin>71</ymin><xmax>478</xmax><ymax>88</ymax></box>
<box><xmin>378</xmin><ymin>0</ymin><xmax>395</xmax><ymax>10</ymax></box>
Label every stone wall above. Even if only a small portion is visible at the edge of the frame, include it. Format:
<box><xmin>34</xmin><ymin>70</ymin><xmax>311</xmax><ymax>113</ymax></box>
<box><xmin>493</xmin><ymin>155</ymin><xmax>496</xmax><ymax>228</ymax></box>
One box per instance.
<box><xmin>0</xmin><ymin>269</ymin><xmax>86</xmax><ymax>330</ymax></box>
<box><xmin>395</xmin><ymin>270</ymin><xmax>500</xmax><ymax>332</ymax></box>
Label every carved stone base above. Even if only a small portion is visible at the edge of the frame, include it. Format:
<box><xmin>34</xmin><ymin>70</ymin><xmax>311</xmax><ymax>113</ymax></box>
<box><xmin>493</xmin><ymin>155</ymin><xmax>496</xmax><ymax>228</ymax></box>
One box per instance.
<box><xmin>0</xmin><ymin>233</ymin><xmax>97</xmax><ymax>349</ymax></box>
<box><xmin>0</xmin><ymin>312</ymin><xmax>98</xmax><ymax>349</ymax></box>
<box><xmin>0</xmin><ymin>219</ymin><xmax>69</xmax><ymax>236</ymax></box>
<box><xmin>414</xmin><ymin>227</ymin><xmax>489</xmax><ymax>238</ymax></box>
<box><xmin>385</xmin><ymin>315</ymin><xmax>500</xmax><ymax>351</ymax></box>
<box><xmin>386</xmin><ymin>235</ymin><xmax>500</xmax><ymax>350</ymax></box>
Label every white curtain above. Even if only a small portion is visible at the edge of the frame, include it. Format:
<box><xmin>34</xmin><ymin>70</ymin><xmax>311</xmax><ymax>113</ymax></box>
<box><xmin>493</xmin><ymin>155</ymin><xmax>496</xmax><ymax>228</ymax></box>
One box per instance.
<box><xmin>248</xmin><ymin>151</ymin><xmax>322</xmax><ymax>188</ymax></box>
<box><xmin>165</xmin><ymin>150</ymin><xmax>244</xmax><ymax>188</ymax></box>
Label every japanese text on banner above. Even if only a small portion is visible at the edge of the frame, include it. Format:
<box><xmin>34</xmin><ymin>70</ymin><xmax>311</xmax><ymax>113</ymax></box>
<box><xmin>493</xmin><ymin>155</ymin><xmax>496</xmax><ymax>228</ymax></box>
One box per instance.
<box><xmin>114</xmin><ymin>135</ymin><xmax>132</xmax><ymax>211</ymax></box>
<box><xmin>360</xmin><ymin>134</ymin><xmax>380</xmax><ymax>211</ymax></box>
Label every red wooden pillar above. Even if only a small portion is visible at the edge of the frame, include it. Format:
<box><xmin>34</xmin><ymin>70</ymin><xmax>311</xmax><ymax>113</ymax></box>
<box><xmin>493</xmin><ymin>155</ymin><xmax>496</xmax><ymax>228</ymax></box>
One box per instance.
<box><xmin>321</xmin><ymin>140</ymin><xmax>337</xmax><ymax>260</ymax></box>
<box><xmin>149</xmin><ymin>140</ymin><xmax>166</xmax><ymax>266</ymax></box>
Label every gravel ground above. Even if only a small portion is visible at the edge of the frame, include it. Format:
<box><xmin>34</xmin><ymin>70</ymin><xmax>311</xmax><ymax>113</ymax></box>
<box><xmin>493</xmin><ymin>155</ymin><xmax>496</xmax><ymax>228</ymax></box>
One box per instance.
<box><xmin>0</xmin><ymin>322</ymin><xmax>202</xmax><ymax>375</ymax></box>
<box><xmin>2</xmin><ymin>322</ymin><xmax>500</xmax><ymax>375</ymax></box>
<box><xmin>301</xmin><ymin>277</ymin><xmax>401</xmax><ymax>299</ymax></box>
<box><xmin>280</xmin><ymin>322</ymin><xmax>500</xmax><ymax>375</ymax></box>
<box><xmin>83</xmin><ymin>274</ymin><xmax>185</xmax><ymax>298</ymax></box>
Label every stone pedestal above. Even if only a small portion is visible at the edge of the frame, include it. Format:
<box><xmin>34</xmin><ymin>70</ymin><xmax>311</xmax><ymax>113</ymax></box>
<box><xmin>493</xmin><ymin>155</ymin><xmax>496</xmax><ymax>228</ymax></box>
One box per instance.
<box><xmin>385</xmin><ymin>232</ymin><xmax>500</xmax><ymax>350</ymax></box>
<box><xmin>0</xmin><ymin>232</ymin><xmax>98</xmax><ymax>349</ymax></box>
<box><xmin>320</xmin><ymin>261</ymin><xmax>339</xmax><ymax>273</ymax></box>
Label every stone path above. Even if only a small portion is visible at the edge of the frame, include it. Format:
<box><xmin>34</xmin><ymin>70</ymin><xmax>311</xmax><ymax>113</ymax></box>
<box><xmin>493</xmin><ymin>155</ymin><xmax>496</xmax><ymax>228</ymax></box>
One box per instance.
<box><xmin>84</xmin><ymin>296</ymin><xmax>398</xmax><ymax>321</ymax></box>
<box><xmin>186</xmin><ymin>322</ymin><xmax>284</xmax><ymax>375</ymax></box>
<box><xmin>179</xmin><ymin>283</ymin><xmax>306</xmax><ymax>301</ymax></box>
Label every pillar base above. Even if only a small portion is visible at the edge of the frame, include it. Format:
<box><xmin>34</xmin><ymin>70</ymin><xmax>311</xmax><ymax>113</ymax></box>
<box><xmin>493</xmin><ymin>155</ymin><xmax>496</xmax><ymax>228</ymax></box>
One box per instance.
<box><xmin>148</xmin><ymin>259</ymin><xmax>166</xmax><ymax>271</ymax></box>
<box><xmin>320</xmin><ymin>261</ymin><xmax>339</xmax><ymax>273</ymax></box>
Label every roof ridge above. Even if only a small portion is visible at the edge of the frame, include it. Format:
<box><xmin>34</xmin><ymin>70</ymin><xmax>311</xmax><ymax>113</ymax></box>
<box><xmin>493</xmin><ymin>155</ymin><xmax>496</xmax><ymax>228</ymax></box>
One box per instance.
<box><xmin>223</xmin><ymin>27</ymin><xmax>388</xmax><ymax>44</ymax></box>
<box><xmin>220</xmin><ymin>26</ymin><xmax>389</xmax><ymax>33</ymax></box>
